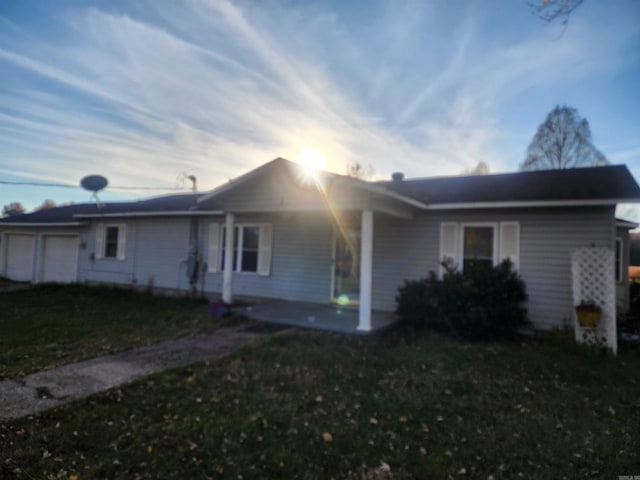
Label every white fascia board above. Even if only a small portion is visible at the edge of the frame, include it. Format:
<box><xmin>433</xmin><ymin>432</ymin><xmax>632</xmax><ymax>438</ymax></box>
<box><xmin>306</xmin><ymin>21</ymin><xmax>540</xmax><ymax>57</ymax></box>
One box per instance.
<box><xmin>424</xmin><ymin>199</ymin><xmax>637</xmax><ymax>210</ymax></box>
<box><xmin>73</xmin><ymin>211</ymin><xmax>224</xmax><ymax>219</ymax></box>
<box><xmin>0</xmin><ymin>222</ymin><xmax>87</xmax><ymax>227</ymax></box>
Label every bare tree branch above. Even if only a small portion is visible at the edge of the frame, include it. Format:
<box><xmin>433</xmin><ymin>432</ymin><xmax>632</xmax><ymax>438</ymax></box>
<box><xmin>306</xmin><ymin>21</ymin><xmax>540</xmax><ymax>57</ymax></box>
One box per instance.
<box><xmin>529</xmin><ymin>0</ymin><xmax>585</xmax><ymax>25</ymax></box>
<box><xmin>520</xmin><ymin>105</ymin><xmax>608</xmax><ymax>171</ymax></box>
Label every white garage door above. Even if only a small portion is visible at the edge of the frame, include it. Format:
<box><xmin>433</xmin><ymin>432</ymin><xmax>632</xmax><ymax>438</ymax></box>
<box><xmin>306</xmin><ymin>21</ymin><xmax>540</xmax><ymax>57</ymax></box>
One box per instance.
<box><xmin>5</xmin><ymin>234</ymin><xmax>35</xmax><ymax>281</ymax></box>
<box><xmin>41</xmin><ymin>235</ymin><xmax>79</xmax><ymax>283</ymax></box>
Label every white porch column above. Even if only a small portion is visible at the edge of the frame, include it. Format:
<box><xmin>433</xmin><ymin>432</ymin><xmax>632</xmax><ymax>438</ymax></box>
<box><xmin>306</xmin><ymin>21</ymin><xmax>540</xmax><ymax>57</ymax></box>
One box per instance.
<box><xmin>358</xmin><ymin>210</ymin><xmax>374</xmax><ymax>332</ymax></box>
<box><xmin>222</xmin><ymin>212</ymin><xmax>235</xmax><ymax>304</ymax></box>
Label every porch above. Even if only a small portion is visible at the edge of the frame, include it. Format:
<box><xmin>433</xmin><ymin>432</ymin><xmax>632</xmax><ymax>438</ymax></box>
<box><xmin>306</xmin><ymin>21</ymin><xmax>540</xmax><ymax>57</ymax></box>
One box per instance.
<box><xmin>239</xmin><ymin>300</ymin><xmax>398</xmax><ymax>334</ymax></box>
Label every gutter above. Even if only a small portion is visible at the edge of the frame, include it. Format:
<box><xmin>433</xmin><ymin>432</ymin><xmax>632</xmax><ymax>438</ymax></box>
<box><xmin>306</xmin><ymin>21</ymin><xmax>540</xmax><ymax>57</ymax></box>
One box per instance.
<box><xmin>0</xmin><ymin>222</ymin><xmax>88</xmax><ymax>227</ymax></box>
<box><xmin>73</xmin><ymin>211</ymin><xmax>224</xmax><ymax>219</ymax></box>
<box><xmin>422</xmin><ymin>198</ymin><xmax>640</xmax><ymax>210</ymax></box>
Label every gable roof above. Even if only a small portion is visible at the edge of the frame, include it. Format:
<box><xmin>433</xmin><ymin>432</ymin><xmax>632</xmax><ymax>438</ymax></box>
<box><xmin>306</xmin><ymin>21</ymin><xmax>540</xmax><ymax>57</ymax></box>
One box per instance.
<box><xmin>197</xmin><ymin>157</ymin><xmax>427</xmax><ymax>210</ymax></box>
<box><xmin>380</xmin><ymin>165</ymin><xmax>640</xmax><ymax>208</ymax></box>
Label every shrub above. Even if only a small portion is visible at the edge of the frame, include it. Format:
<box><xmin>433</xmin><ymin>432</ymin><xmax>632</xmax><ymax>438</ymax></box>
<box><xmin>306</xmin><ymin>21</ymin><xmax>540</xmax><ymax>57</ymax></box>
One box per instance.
<box><xmin>396</xmin><ymin>259</ymin><xmax>528</xmax><ymax>339</ymax></box>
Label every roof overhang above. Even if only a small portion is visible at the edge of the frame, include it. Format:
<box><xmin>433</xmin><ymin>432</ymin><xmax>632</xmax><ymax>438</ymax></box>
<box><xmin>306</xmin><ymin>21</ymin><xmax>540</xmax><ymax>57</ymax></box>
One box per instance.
<box><xmin>423</xmin><ymin>198</ymin><xmax>637</xmax><ymax>210</ymax></box>
<box><xmin>0</xmin><ymin>222</ymin><xmax>88</xmax><ymax>227</ymax></box>
<box><xmin>616</xmin><ymin>218</ymin><xmax>639</xmax><ymax>229</ymax></box>
<box><xmin>73</xmin><ymin>211</ymin><xmax>223</xmax><ymax>219</ymax></box>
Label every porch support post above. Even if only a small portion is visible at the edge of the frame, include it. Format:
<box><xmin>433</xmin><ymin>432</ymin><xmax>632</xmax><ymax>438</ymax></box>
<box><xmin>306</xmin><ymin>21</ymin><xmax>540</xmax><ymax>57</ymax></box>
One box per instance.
<box><xmin>358</xmin><ymin>210</ymin><xmax>373</xmax><ymax>332</ymax></box>
<box><xmin>222</xmin><ymin>212</ymin><xmax>234</xmax><ymax>304</ymax></box>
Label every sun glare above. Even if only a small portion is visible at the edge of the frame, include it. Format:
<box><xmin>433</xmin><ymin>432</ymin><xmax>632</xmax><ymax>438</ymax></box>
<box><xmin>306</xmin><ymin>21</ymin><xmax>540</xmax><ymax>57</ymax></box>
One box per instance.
<box><xmin>295</xmin><ymin>148</ymin><xmax>327</xmax><ymax>175</ymax></box>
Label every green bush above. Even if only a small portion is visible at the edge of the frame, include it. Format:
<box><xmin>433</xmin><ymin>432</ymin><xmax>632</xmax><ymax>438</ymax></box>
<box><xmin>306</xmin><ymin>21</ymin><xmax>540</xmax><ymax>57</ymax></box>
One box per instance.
<box><xmin>396</xmin><ymin>259</ymin><xmax>528</xmax><ymax>339</ymax></box>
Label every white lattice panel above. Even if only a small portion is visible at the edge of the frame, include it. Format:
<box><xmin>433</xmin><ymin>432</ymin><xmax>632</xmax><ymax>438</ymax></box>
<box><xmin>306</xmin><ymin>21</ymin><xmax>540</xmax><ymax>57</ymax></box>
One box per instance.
<box><xmin>571</xmin><ymin>248</ymin><xmax>617</xmax><ymax>353</ymax></box>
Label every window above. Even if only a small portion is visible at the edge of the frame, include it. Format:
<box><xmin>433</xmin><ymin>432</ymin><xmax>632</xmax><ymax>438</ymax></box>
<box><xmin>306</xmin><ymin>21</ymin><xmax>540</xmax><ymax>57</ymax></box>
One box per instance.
<box><xmin>462</xmin><ymin>225</ymin><xmax>495</xmax><ymax>271</ymax></box>
<box><xmin>439</xmin><ymin>222</ymin><xmax>519</xmax><ymax>277</ymax></box>
<box><xmin>615</xmin><ymin>237</ymin><xmax>623</xmax><ymax>283</ymax></box>
<box><xmin>95</xmin><ymin>223</ymin><xmax>126</xmax><ymax>260</ymax></box>
<box><xmin>209</xmin><ymin>223</ymin><xmax>272</xmax><ymax>275</ymax></box>
<box><xmin>104</xmin><ymin>226</ymin><xmax>119</xmax><ymax>258</ymax></box>
<box><xmin>222</xmin><ymin>225</ymin><xmax>260</xmax><ymax>273</ymax></box>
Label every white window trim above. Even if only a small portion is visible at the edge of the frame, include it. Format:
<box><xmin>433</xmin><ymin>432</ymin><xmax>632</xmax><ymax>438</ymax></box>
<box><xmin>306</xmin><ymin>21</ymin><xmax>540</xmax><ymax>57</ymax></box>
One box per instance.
<box><xmin>219</xmin><ymin>223</ymin><xmax>267</xmax><ymax>275</ymax></box>
<box><xmin>615</xmin><ymin>237</ymin><xmax>623</xmax><ymax>283</ymax></box>
<box><xmin>96</xmin><ymin>223</ymin><xmax>126</xmax><ymax>260</ymax></box>
<box><xmin>459</xmin><ymin>222</ymin><xmax>498</xmax><ymax>271</ymax></box>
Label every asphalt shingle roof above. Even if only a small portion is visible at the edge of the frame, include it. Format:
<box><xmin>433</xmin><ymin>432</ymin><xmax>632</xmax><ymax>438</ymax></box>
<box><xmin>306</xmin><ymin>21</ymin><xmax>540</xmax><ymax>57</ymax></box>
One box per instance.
<box><xmin>379</xmin><ymin>165</ymin><xmax>640</xmax><ymax>205</ymax></box>
<box><xmin>0</xmin><ymin>193</ymin><xmax>203</xmax><ymax>224</ymax></box>
<box><xmin>2</xmin><ymin>165</ymin><xmax>639</xmax><ymax>224</ymax></box>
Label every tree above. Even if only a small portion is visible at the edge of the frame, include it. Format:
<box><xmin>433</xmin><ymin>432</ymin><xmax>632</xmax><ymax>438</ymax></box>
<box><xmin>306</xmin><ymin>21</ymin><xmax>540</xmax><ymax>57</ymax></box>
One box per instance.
<box><xmin>461</xmin><ymin>161</ymin><xmax>490</xmax><ymax>176</ymax></box>
<box><xmin>347</xmin><ymin>162</ymin><xmax>374</xmax><ymax>180</ymax></box>
<box><xmin>35</xmin><ymin>199</ymin><xmax>57</xmax><ymax>211</ymax></box>
<box><xmin>529</xmin><ymin>0</ymin><xmax>584</xmax><ymax>25</ymax></box>
<box><xmin>2</xmin><ymin>202</ymin><xmax>26</xmax><ymax>217</ymax></box>
<box><xmin>520</xmin><ymin>105</ymin><xmax>608</xmax><ymax>171</ymax></box>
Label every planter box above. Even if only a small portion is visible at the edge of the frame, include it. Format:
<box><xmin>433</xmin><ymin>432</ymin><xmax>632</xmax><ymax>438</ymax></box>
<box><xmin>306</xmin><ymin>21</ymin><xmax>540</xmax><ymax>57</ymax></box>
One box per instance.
<box><xmin>575</xmin><ymin>306</ymin><xmax>601</xmax><ymax>328</ymax></box>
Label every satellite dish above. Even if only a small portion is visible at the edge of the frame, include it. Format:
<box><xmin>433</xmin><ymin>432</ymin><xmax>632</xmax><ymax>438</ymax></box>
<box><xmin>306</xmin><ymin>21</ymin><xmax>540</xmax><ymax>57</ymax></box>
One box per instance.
<box><xmin>80</xmin><ymin>175</ymin><xmax>108</xmax><ymax>209</ymax></box>
<box><xmin>81</xmin><ymin>175</ymin><xmax>108</xmax><ymax>192</ymax></box>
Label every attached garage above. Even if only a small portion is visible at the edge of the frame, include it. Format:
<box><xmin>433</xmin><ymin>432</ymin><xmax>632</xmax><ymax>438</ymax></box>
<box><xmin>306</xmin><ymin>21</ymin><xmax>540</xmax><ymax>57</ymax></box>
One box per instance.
<box><xmin>40</xmin><ymin>235</ymin><xmax>79</xmax><ymax>283</ymax></box>
<box><xmin>3</xmin><ymin>233</ymin><xmax>35</xmax><ymax>281</ymax></box>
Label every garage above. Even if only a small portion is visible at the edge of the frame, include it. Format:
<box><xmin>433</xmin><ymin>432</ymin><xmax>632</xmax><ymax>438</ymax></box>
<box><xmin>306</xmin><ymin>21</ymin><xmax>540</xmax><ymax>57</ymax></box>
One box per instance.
<box><xmin>4</xmin><ymin>233</ymin><xmax>35</xmax><ymax>281</ymax></box>
<box><xmin>40</xmin><ymin>235</ymin><xmax>79</xmax><ymax>283</ymax></box>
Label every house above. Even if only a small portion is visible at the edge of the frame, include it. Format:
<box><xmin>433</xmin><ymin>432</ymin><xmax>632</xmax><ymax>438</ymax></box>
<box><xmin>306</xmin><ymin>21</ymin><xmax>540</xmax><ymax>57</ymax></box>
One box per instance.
<box><xmin>1</xmin><ymin>158</ymin><xmax>639</xmax><ymax>332</ymax></box>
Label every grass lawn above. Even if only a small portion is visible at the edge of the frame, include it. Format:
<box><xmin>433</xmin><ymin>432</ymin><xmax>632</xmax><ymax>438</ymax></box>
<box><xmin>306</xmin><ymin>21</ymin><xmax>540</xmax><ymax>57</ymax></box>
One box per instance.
<box><xmin>2</xmin><ymin>327</ymin><xmax>639</xmax><ymax>479</ymax></box>
<box><xmin>0</xmin><ymin>284</ymin><xmax>215</xmax><ymax>379</ymax></box>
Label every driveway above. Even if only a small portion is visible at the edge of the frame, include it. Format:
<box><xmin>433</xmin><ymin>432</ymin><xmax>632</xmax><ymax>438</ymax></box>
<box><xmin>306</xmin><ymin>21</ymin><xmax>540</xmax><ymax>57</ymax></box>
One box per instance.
<box><xmin>0</xmin><ymin>323</ymin><xmax>283</xmax><ymax>420</ymax></box>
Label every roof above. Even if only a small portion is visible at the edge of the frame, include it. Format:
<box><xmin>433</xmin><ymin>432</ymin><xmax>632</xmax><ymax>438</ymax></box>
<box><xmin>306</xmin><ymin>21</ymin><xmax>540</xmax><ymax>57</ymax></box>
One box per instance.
<box><xmin>197</xmin><ymin>157</ymin><xmax>427</xmax><ymax>209</ymax></box>
<box><xmin>616</xmin><ymin>218</ymin><xmax>639</xmax><ymax>229</ymax></box>
<box><xmin>380</xmin><ymin>165</ymin><xmax>640</xmax><ymax>208</ymax></box>
<box><xmin>0</xmin><ymin>193</ymin><xmax>206</xmax><ymax>225</ymax></box>
<box><xmin>2</xmin><ymin>163</ymin><xmax>639</xmax><ymax>225</ymax></box>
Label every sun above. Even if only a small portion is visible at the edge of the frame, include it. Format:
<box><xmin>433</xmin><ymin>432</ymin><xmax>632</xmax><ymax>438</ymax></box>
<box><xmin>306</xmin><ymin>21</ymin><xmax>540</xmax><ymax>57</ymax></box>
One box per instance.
<box><xmin>294</xmin><ymin>148</ymin><xmax>327</xmax><ymax>175</ymax></box>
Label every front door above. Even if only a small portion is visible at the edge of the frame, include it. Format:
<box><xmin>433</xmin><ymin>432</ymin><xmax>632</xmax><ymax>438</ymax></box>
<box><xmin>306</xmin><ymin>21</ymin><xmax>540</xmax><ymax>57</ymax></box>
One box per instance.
<box><xmin>333</xmin><ymin>227</ymin><xmax>360</xmax><ymax>305</ymax></box>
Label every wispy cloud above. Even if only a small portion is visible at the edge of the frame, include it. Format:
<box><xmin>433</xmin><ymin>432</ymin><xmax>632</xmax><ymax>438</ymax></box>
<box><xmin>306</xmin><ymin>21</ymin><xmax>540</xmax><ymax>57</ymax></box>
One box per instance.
<box><xmin>0</xmin><ymin>0</ymin><xmax>639</xmax><ymax>209</ymax></box>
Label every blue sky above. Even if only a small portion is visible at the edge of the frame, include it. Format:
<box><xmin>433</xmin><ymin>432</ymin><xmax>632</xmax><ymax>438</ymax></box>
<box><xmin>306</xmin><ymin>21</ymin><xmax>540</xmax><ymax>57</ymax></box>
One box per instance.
<box><xmin>1</xmin><ymin>0</ymin><xmax>640</xmax><ymax>218</ymax></box>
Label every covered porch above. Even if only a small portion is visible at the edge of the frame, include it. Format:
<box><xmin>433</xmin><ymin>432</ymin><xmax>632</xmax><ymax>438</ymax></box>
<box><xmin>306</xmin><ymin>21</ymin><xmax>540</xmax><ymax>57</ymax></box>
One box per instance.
<box><xmin>239</xmin><ymin>300</ymin><xmax>398</xmax><ymax>334</ymax></box>
<box><xmin>197</xmin><ymin>158</ymin><xmax>426</xmax><ymax>333</ymax></box>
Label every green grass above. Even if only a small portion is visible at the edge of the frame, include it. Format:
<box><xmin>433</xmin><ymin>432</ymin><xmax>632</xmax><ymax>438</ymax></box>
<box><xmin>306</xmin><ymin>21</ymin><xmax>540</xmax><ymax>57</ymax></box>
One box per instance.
<box><xmin>0</xmin><ymin>284</ymin><xmax>216</xmax><ymax>379</ymax></box>
<box><xmin>2</xmin><ymin>329</ymin><xmax>639</xmax><ymax>479</ymax></box>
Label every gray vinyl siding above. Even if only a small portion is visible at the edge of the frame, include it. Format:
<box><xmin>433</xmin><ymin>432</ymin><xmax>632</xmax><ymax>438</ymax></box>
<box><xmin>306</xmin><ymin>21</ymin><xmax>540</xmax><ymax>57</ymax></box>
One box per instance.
<box><xmin>201</xmin><ymin>213</ymin><xmax>333</xmax><ymax>303</ymax></box>
<box><xmin>78</xmin><ymin>218</ymin><xmax>193</xmax><ymax>289</ymax></box>
<box><xmin>372</xmin><ymin>206</ymin><xmax>615</xmax><ymax>330</ymax></box>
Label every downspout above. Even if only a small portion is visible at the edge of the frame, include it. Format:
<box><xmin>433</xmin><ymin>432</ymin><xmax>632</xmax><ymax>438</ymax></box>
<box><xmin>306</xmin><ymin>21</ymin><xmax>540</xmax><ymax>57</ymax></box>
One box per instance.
<box><xmin>186</xmin><ymin>216</ymin><xmax>200</xmax><ymax>295</ymax></box>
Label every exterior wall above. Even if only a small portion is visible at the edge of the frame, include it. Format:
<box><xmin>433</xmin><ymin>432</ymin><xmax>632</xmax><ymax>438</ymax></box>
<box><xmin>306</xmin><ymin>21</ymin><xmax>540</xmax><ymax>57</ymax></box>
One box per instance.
<box><xmin>78</xmin><ymin>218</ymin><xmax>194</xmax><ymax>290</ymax></box>
<box><xmin>615</xmin><ymin>227</ymin><xmax>631</xmax><ymax>313</ymax></box>
<box><xmin>2</xmin><ymin>204</ymin><xmax>618</xmax><ymax>332</ymax></box>
<box><xmin>372</xmin><ymin>206</ymin><xmax>616</xmax><ymax>330</ymax></box>
<box><xmin>201</xmin><ymin>212</ymin><xmax>334</xmax><ymax>303</ymax></box>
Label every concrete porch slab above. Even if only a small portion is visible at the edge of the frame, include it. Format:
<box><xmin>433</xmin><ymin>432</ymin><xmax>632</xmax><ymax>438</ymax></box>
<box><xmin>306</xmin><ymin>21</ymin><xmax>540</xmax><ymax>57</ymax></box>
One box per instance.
<box><xmin>239</xmin><ymin>300</ymin><xmax>398</xmax><ymax>334</ymax></box>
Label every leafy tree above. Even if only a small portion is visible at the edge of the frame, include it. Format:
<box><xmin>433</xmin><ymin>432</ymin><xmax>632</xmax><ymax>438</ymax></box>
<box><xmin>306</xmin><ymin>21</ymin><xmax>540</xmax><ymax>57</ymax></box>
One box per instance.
<box><xmin>2</xmin><ymin>202</ymin><xmax>26</xmax><ymax>217</ymax></box>
<box><xmin>35</xmin><ymin>199</ymin><xmax>57</xmax><ymax>211</ymax></box>
<box><xmin>520</xmin><ymin>105</ymin><xmax>608</xmax><ymax>171</ymax></box>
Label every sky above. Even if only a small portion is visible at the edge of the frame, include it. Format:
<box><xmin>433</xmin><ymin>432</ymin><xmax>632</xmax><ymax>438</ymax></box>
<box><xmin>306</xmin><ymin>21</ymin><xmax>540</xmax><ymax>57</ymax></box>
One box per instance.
<box><xmin>1</xmin><ymin>0</ymin><xmax>639</xmax><ymax>218</ymax></box>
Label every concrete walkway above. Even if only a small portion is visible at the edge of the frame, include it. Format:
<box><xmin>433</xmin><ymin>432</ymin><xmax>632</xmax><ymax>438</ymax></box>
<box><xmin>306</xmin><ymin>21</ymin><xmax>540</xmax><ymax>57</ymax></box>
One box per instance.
<box><xmin>0</xmin><ymin>324</ymin><xmax>276</xmax><ymax>421</ymax></box>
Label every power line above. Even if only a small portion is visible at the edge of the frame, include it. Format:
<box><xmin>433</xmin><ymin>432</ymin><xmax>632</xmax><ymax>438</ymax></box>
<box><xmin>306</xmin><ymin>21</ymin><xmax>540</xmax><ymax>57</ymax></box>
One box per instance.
<box><xmin>0</xmin><ymin>180</ymin><xmax>188</xmax><ymax>191</ymax></box>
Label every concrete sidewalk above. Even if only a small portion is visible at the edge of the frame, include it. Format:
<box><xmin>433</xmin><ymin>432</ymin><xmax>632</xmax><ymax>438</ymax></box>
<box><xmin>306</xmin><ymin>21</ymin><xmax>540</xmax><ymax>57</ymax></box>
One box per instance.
<box><xmin>0</xmin><ymin>324</ymin><xmax>274</xmax><ymax>421</ymax></box>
